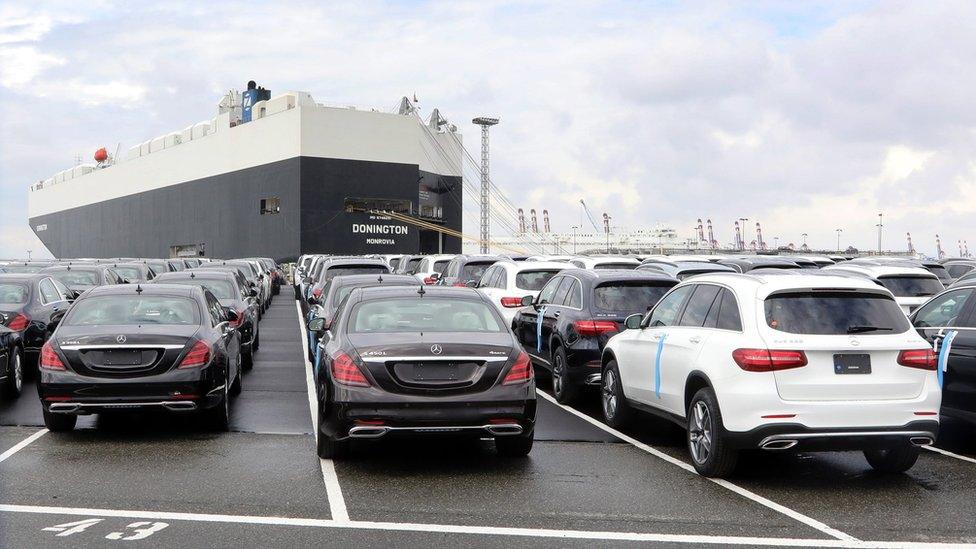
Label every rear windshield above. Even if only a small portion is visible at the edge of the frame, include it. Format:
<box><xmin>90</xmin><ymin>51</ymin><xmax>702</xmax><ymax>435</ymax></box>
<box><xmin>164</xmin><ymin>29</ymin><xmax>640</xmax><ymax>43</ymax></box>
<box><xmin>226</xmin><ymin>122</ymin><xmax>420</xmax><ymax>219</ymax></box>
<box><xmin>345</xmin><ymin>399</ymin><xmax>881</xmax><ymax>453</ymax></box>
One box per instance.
<box><xmin>516</xmin><ymin>269</ymin><xmax>561</xmax><ymax>291</ymax></box>
<box><xmin>878</xmin><ymin>276</ymin><xmax>943</xmax><ymax>297</ymax></box>
<box><xmin>594</xmin><ymin>263</ymin><xmax>638</xmax><ymax>270</ymax></box>
<box><xmin>677</xmin><ymin>269</ymin><xmax>724</xmax><ymax>281</ymax></box>
<box><xmin>331</xmin><ymin>283</ymin><xmax>416</xmax><ymax>315</ymax></box>
<box><xmin>433</xmin><ymin>260</ymin><xmax>450</xmax><ymax>274</ymax></box>
<box><xmin>349</xmin><ymin>298</ymin><xmax>504</xmax><ymax>333</ymax></box>
<box><xmin>65</xmin><ymin>296</ymin><xmax>200</xmax><ymax>326</ymax></box>
<box><xmin>0</xmin><ymin>284</ymin><xmax>28</xmax><ymax>304</ymax></box>
<box><xmin>51</xmin><ymin>270</ymin><xmax>99</xmax><ymax>286</ymax></box>
<box><xmin>461</xmin><ymin>261</ymin><xmax>495</xmax><ymax>282</ymax></box>
<box><xmin>389</xmin><ymin>258</ymin><xmax>401</xmax><ymax>270</ymax></box>
<box><xmin>764</xmin><ymin>292</ymin><xmax>910</xmax><ymax>335</ymax></box>
<box><xmin>324</xmin><ymin>266</ymin><xmax>389</xmax><ymax>283</ymax></box>
<box><xmin>159</xmin><ymin>279</ymin><xmax>236</xmax><ymax>299</ymax></box>
<box><xmin>405</xmin><ymin>258</ymin><xmax>422</xmax><ymax>273</ymax></box>
<box><xmin>2</xmin><ymin>265</ymin><xmax>44</xmax><ymax>273</ymax></box>
<box><xmin>593</xmin><ymin>282</ymin><xmax>676</xmax><ymax>314</ymax></box>
<box><xmin>114</xmin><ymin>267</ymin><xmax>144</xmax><ymax>281</ymax></box>
<box><xmin>947</xmin><ymin>264</ymin><xmax>974</xmax><ymax>278</ymax></box>
<box><xmin>925</xmin><ymin>266</ymin><xmax>951</xmax><ymax>283</ymax></box>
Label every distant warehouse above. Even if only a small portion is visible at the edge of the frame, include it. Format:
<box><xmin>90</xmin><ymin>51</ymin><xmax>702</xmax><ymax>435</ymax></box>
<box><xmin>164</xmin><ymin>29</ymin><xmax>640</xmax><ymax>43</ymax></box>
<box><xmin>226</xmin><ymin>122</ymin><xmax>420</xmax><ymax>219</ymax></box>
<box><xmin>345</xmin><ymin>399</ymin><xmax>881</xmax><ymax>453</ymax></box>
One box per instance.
<box><xmin>27</xmin><ymin>82</ymin><xmax>463</xmax><ymax>262</ymax></box>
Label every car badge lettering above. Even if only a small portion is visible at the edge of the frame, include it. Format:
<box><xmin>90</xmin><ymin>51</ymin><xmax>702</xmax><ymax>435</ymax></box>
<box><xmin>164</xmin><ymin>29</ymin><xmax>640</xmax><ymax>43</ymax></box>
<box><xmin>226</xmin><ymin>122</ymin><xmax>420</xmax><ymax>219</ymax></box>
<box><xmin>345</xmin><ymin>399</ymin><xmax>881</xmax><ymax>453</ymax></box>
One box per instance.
<box><xmin>117</xmin><ymin>335</ymin><xmax>127</xmax><ymax>344</ymax></box>
<box><xmin>430</xmin><ymin>344</ymin><xmax>443</xmax><ymax>355</ymax></box>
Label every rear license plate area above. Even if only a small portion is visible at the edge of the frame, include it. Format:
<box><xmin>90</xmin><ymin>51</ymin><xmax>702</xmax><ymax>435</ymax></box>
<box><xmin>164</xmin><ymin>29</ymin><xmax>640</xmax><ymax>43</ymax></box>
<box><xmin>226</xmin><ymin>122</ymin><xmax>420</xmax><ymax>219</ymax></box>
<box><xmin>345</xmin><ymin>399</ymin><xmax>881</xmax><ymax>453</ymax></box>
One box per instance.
<box><xmin>833</xmin><ymin>353</ymin><xmax>871</xmax><ymax>375</ymax></box>
<box><xmin>103</xmin><ymin>350</ymin><xmax>143</xmax><ymax>366</ymax></box>
<box><xmin>413</xmin><ymin>363</ymin><xmax>458</xmax><ymax>381</ymax></box>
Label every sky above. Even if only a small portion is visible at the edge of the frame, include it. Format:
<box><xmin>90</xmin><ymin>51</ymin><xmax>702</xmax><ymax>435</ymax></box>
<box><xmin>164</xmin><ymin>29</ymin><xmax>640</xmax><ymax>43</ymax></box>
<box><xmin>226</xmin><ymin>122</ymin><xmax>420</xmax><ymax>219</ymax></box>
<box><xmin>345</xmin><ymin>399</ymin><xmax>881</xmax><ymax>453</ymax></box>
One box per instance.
<box><xmin>1</xmin><ymin>0</ymin><xmax>974</xmax><ymax>258</ymax></box>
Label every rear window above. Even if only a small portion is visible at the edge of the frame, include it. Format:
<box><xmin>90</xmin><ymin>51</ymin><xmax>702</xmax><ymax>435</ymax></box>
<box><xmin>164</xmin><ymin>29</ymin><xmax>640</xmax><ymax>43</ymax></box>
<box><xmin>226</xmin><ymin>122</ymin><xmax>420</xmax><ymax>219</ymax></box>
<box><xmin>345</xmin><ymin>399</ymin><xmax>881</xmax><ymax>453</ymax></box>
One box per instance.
<box><xmin>878</xmin><ymin>276</ymin><xmax>943</xmax><ymax>297</ymax></box>
<box><xmin>515</xmin><ymin>269</ymin><xmax>560</xmax><ymax>291</ymax></box>
<box><xmin>594</xmin><ymin>263</ymin><xmax>638</xmax><ymax>270</ymax></box>
<box><xmin>51</xmin><ymin>270</ymin><xmax>99</xmax><ymax>286</ymax></box>
<box><xmin>926</xmin><ymin>265</ymin><xmax>951</xmax><ymax>283</ymax></box>
<box><xmin>461</xmin><ymin>261</ymin><xmax>495</xmax><ymax>282</ymax></box>
<box><xmin>947</xmin><ymin>264</ymin><xmax>974</xmax><ymax>278</ymax></box>
<box><xmin>764</xmin><ymin>292</ymin><xmax>910</xmax><ymax>335</ymax></box>
<box><xmin>348</xmin><ymin>298</ymin><xmax>504</xmax><ymax>333</ymax></box>
<box><xmin>593</xmin><ymin>282</ymin><xmax>676</xmax><ymax>314</ymax></box>
<box><xmin>433</xmin><ymin>260</ymin><xmax>450</xmax><ymax>274</ymax></box>
<box><xmin>159</xmin><ymin>279</ymin><xmax>236</xmax><ymax>299</ymax></box>
<box><xmin>324</xmin><ymin>266</ymin><xmax>389</xmax><ymax>283</ymax></box>
<box><xmin>114</xmin><ymin>267</ymin><xmax>144</xmax><ymax>281</ymax></box>
<box><xmin>389</xmin><ymin>258</ymin><xmax>401</xmax><ymax>270</ymax></box>
<box><xmin>64</xmin><ymin>296</ymin><xmax>200</xmax><ymax>326</ymax></box>
<box><xmin>405</xmin><ymin>258</ymin><xmax>422</xmax><ymax>273</ymax></box>
<box><xmin>0</xmin><ymin>284</ymin><xmax>28</xmax><ymax>304</ymax></box>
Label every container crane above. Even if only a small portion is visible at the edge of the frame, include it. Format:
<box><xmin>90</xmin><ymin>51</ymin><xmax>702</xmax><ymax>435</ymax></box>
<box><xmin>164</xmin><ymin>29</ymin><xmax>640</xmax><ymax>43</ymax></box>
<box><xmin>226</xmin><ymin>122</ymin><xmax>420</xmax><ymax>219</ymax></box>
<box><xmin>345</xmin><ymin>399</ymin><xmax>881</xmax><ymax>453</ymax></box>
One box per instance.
<box><xmin>907</xmin><ymin>232</ymin><xmax>915</xmax><ymax>255</ymax></box>
<box><xmin>936</xmin><ymin>234</ymin><xmax>946</xmax><ymax>260</ymax></box>
<box><xmin>706</xmin><ymin>219</ymin><xmax>717</xmax><ymax>249</ymax></box>
<box><xmin>530</xmin><ymin>209</ymin><xmax>539</xmax><ymax>233</ymax></box>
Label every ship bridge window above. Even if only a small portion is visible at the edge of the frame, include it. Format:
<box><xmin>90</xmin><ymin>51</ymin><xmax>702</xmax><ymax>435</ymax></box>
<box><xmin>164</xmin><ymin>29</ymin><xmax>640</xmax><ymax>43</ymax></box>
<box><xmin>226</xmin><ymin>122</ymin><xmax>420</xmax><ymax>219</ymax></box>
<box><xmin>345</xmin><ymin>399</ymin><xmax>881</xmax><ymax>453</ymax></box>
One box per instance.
<box><xmin>344</xmin><ymin>197</ymin><xmax>412</xmax><ymax>215</ymax></box>
<box><xmin>260</xmin><ymin>197</ymin><xmax>280</xmax><ymax>215</ymax></box>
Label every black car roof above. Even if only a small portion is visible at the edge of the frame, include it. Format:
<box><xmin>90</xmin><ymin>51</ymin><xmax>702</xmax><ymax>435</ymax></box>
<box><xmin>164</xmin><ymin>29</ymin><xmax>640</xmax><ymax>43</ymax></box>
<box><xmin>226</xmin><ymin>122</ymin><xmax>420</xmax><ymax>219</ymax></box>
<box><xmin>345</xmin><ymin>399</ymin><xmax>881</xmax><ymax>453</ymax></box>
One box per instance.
<box><xmin>0</xmin><ymin>273</ymin><xmax>51</xmax><ymax>283</ymax></box>
<box><xmin>83</xmin><ymin>284</ymin><xmax>202</xmax><ymax>298</ymax></box>
<box><xmin>322</xmin><ymin>258</ymin><xmax>389</xmax><ymax>268</ymax></box>
<box><xmin>329</xmin><ymin>274</ymin><xmax>417</xmax><ymax>286</ymax></box>
<box><xmin>353</xmin><ymin>285</ymin><xmax>485</xmax><ymax>300</ymax></box>
<box><xmin>554</xmin><ymin>268</ymin><xmax>678</xmax><ymax>283</ymax></box>
<box><xmin>154</xmin><ymin>271</ymin><xmax>237</xmax><ymax>282</ymax></box>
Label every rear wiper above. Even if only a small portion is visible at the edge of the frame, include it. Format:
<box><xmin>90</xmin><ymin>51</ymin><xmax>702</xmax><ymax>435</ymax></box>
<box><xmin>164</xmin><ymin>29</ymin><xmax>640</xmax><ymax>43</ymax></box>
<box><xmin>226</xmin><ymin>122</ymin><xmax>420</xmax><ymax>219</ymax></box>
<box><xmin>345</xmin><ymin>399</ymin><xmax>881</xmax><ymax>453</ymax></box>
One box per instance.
<box><xmin>846</xmin><ymin>326</ymin><xmax>893</xmax><ymax>333</ymax></box>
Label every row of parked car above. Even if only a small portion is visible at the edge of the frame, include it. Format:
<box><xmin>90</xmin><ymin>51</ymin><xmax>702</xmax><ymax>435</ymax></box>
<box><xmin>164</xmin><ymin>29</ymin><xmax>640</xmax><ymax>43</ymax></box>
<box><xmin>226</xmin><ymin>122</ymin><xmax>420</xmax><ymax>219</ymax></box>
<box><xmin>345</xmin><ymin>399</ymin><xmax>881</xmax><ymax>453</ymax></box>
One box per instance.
<box><xmin>293</xmin><ymin>252</ymin><xmax>976</xmax><ymax>477</ymax></box>
<box><xmin>0</xmin><ymin>256</ymin><xmax>285</xmax><ymax>432</ymax></box>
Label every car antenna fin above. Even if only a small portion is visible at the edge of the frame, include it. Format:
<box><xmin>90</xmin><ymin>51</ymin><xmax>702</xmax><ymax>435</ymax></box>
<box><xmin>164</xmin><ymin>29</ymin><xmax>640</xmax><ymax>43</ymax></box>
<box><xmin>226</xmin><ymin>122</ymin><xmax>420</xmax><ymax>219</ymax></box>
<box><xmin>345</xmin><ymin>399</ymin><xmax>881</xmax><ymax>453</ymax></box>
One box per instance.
<box><xmin>136</xmin><ymin>283</ymin><xmax>143</xmax><ymax>294</ymax></box>
<box><xmin>190</xmin><ymin>272</ymin><xmax>195</xmax><ymax>278</ymax></box>
<box><xmin>417</xmin><ymin>285</ymin><xmax>426</xmax><ymax>297</ymax></box>
<box><xmin>378</xmin><ymin>274</ymin><xmax>383</xmax><ymax>282</ymax></box>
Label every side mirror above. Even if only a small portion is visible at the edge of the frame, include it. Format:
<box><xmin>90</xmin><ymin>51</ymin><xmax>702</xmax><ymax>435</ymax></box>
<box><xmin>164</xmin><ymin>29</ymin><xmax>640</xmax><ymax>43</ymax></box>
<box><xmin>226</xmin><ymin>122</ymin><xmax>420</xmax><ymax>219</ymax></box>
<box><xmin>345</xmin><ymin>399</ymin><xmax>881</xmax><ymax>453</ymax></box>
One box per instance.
<box><xmin>624</xmin><ymin>313</ymin><xmax>643</xmax><ymax>330</ymax></box>
<box><xmin>307</xmin><ymin>293</ymin><xmax>318</xmax><ymax>305</ymax></box>
<box><xmin>225</xmin><ymin>308</ymin><xmax>240</xmax><ymax>323</ymax></box>
<box><xmin>308</xmin><ymin>317</ymin><xmax>329</xmax><ymax>333</ymax></box>
<box><xmin>520</xmin><ymin>295</ymin><xmax>534</xmax><ymax>307</ymax></box>
<box><xmin>428</xmin><ymin>272</ymin><xmax>441</xmax><ymax>282</ymax></box>
<box><xmin>465</xmin><ymin>280</ymin><xmax>479</xmax><ymax>288</ymax></box>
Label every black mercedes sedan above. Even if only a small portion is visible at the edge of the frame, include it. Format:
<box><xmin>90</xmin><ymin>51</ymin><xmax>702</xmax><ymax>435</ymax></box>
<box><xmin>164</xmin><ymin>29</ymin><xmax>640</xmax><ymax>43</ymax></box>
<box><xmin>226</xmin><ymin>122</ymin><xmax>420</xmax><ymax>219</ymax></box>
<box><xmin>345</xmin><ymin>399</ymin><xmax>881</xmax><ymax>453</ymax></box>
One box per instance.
<box><xmin>308</xmin><ymin>285</ymin><xmax>536</xmax><ymax>459</ymax></box>
<box><xmin>513</xmin><ymin>269</ymin><xmax>679</xmax><ymax>404</ymax></box>
<box><xmin>154</xmin><ymin>270</ymin><xmax>260</xmax><ymax>368</ymax></box>
<box><xmin>40</xmin><ymin>264</ymin><xmax>125</xmax><ymax>294</ymax></box>
<box><xmin>36</xmin><ymin>284</ymin><xmax>242</xmax><ymax>432</ymax></box>
<box><xmin>0</xmin><ymin>326</ymin><xmax>25</xmax><ymax>398</ymax></box>
<box><xmin>0</xmin><ymin>273</ymin><xmax>75</xmax><ymax>368</ymax></box>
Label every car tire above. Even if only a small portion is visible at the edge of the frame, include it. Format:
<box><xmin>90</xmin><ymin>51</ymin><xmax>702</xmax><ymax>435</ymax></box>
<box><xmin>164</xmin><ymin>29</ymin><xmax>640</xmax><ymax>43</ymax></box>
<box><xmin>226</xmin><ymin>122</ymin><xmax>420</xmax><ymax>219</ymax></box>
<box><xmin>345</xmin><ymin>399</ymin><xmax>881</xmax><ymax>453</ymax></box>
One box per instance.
<box><xmin>203</xmin><ymin>380</ymin><xmax>230</xmax><ymax>431</ymax></box>
<box><xmin>687</xmin><ymin>387</ymin><xmax>738</xmax><ymax>478</ymax></box>
<box><xmin>601</xmin><ymin>360</ymin><xmax>633</xmax><ymax>428</ymax></box>
<box><xmin>317</xmin><ymin>432</ymin><xmax>350</xmax><ymax>459</ymax></box>
<box><xmin>42</xmin><ymin>408</ymin><xmax>76</xmax><ymax>432</ymax></box>
<box><xmin>551</xmin><ymin>346</ymin><xmax>581</xmax><ymax>405</ymax></box>
<box><xmin>242</xmin><ymin>345</ymin><xmax>254</xmax><ymax>371</ymax></box>
<box><xmin>495</xmin><ymin>429</ymin><xmax>534</xmax><ymax>457</ymax></box>
<box><xmin>230</xmin><ymin>361</ymin><xmax>243</xmax><ymax>397</ymax></box>
<box><xmin>1</xmin><ymin>349</ymin><xmax>24</xmax><ymax>399</ymax></box>
<box><xmin>864</xmin><ymin>445</ymin><xmax>920</xmax><ymax>473</ymax></box>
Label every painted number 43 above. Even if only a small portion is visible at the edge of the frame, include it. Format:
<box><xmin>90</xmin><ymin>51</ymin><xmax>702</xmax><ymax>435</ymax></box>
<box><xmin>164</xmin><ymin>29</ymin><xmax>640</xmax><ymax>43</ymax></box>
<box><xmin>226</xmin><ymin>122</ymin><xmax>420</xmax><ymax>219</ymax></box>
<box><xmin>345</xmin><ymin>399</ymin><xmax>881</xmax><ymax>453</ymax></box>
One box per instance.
<box><xmin>43</xmin><ymin>518</ymin><xmax>169</xmax><ymax>540</ymax></box>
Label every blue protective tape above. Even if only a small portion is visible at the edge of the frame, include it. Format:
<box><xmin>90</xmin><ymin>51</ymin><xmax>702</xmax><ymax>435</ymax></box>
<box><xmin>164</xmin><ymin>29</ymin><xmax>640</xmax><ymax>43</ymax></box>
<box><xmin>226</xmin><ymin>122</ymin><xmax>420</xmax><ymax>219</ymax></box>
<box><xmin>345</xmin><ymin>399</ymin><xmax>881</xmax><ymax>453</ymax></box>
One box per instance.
<box><xmin>536</xmin><ymin>306</ymin><xmax>548</xmax><ymax>352</ymax></box>
<box><xmin>654</xmin><ymin>334</ymin><xmax>667</xmax><ymax>399</ymax></box>
<box><xmin>937</xmin><ymin>330</ymin><xmax>958</xmax><ymax>389</ymax></box>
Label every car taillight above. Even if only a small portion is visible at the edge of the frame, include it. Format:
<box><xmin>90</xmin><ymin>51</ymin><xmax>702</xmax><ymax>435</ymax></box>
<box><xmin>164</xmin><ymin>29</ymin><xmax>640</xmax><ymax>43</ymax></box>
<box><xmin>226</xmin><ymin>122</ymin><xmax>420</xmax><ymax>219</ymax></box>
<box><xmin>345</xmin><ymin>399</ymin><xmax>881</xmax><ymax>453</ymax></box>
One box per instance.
<box><xmin>312</xmin><ymin>287</ymin><xmax>323</xmax><ymax>298</ymax></box>
<box><xmin>6</xmin><ymin>313</ymin><xmax>29</xmax><ymax>331</ymax></box>
<box><xmin>331</xmin><ymin>352</ymin><xmax>370</xmax><ymax>387</ymax></box>
<box><xmin>230</xmin><ymin>308</ymin><xmax>245</xmax><ymax>328</ymax></box>
<box><xmin>423</xmin><ymin>276</ymin><xmax>437</xmax><ymax>285</ymax></box>
<box><xmin>898</xmin><ymin>349</ymin><xmax>937</xmax><ymax>371</ymax></box>
<box><xmin>732</xmin><ymin>348</ymin><xmax>808</xmax><ymax>372</ymax></box>
<box><xmin>178</xmin><ymin>340</ymin><xmax>211</xmax><ymax>369</ymax></box>
<box><xmin>503</xmin><ymin>351</ymin><xmax>533</xmax><ymax>385</ymax></box>
<box><xmin>40</xmin><ymin>342</ymin><xmax>65</xmax><ymax>370</ymax></box>
<box><xmin>500</xmin><ymin>297</ymin><xmax>525</xmax><ymax>308</ymax></box>
<box><xmin>574</xmin><ymin>320</ymin><xmax>619</xmax><ymax>337</ymax></box>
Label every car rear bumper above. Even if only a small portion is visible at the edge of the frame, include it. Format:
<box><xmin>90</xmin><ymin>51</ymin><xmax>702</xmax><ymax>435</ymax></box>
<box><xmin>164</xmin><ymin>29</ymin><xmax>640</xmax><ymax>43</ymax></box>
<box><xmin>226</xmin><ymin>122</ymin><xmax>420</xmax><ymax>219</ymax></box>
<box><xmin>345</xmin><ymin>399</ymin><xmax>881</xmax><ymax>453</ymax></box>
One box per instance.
<box><xmin>723</xmin><ymin>420</ymin><xmax>939</xmax><ymax>451</ymax></box>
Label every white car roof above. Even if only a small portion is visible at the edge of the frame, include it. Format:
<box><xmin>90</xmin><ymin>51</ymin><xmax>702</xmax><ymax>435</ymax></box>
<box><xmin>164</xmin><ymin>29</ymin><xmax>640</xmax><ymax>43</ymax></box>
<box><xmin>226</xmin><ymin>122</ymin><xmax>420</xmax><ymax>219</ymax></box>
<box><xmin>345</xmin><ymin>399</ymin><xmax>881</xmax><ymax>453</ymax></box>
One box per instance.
<box><xmin>506</xmin><ymin>261</ymin><xmax>570</xmax><ymax>272</ymax></box>
<box><xmin>684</xmin><ymin>272</ymin><xmax>893</xmax><ymax>300</ymax></box>
<box><xmin>824</xmin><ymin>264</ymin><xmax>937</xmax><ymax>278</ymax></box>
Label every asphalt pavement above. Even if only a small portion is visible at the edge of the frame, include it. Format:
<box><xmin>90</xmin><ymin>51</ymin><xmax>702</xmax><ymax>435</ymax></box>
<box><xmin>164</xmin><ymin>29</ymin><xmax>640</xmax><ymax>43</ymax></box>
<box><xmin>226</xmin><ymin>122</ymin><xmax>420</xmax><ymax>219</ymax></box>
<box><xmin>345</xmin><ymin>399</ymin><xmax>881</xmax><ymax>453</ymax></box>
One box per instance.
<box><xmin>2</xmin><ymin>296</ymin><xmax>975</xmax><ymax>548</ymax></box>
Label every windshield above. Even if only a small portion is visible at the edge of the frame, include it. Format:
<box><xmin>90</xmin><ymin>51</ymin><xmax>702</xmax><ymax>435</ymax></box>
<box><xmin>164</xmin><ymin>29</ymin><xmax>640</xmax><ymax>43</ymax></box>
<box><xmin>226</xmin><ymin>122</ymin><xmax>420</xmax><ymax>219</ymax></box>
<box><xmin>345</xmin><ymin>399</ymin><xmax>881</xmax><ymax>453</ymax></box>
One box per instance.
<box><xmin>515</xmin><ymin>270</ymin><xmax>560</xmax><ymax>291</ymax></box>
<box><xmin>593</xmin><ymin>282</ymin><xmax>675</xmax><ymax>314</ymax></box>
<box><xmin>878</xmin><ymin>276</ymin><xmax>943</xmax><ymax>297</ymax></box>
<box><xmin>349</xmin><ymin>298</ymin><xmax>504</xmax><ymax>333</ymax></box>
<box><xmin>461</xmin><ymin>261</ymin><xmax>495</xmax><ymax>282</ymax></box>
<box><xmin>50</xmin><ymin>270</ymin><xmax>99</xmax><ymax>286</ymax></box>
<box><xmin>64</xmin><ymin>295</ymin><xmax>200</xmax><ymax>325</ymax></box>
<box><xmin>0</xmin><ymin>284</ymin><xmax>28</xmax><ymax>304</ymax></box>
<box><xmin>159</xmin><ymin>279</ymin><xmax>236</xmax><ymax>299</ymax></box>
<box><xmin>764</xmin><ymin>292</ymin><xmax>910</xmax><ymax>335</ymax></box>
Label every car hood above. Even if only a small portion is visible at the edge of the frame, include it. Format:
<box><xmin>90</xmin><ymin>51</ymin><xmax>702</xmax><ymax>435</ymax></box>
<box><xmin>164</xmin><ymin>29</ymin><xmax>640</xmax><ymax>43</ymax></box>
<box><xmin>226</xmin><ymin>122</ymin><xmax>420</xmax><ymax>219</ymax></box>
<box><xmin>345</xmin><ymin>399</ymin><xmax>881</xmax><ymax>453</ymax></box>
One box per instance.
<box><xmin>346</xmin><ymin>331</ymin><xmax>517</xmax><ymax>359</ymax></box>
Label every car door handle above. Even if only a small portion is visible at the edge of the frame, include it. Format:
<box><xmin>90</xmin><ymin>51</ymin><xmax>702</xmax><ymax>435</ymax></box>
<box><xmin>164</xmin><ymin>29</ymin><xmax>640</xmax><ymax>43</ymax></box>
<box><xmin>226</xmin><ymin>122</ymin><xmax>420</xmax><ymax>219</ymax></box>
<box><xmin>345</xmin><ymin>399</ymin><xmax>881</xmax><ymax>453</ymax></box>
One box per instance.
<box><xmin>689</xmin><ymin>336</ymin><xmax>702</xmax><ymax>344</ymax></box>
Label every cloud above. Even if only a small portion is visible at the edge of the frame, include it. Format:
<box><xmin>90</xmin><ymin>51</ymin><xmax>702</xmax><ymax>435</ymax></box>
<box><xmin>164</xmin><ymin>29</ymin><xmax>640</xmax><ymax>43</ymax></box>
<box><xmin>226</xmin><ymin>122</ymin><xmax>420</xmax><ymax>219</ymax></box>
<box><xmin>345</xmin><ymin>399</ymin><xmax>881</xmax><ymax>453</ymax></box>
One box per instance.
<box><xmin>0</xmin><ymin>46</ymin><xmax>64</xmax><ymax>87</ymax></box>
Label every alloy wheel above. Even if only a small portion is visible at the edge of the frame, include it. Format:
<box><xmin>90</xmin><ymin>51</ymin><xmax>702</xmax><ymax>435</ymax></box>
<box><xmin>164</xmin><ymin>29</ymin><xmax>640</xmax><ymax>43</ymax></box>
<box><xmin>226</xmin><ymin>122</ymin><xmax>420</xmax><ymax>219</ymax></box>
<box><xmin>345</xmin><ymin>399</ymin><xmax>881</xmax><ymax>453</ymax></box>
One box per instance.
<box><xmin>13</xmin><ymin>352</ymin><xmax>22</xmax><ymax>393</ymax></box>
<box><xmin>602</xmin><ymin>369</ymin><xmax>617</xmax><ymax>419</ymax></box>
<box><xmin>689</xmin><ymin>400</ymin><xmax>712</xmax><ymax>464</ymax></box>
<box><xmin>553</xmin><ymin>353</ymin><xmax>564</xmax><ymax>396</ymax></box>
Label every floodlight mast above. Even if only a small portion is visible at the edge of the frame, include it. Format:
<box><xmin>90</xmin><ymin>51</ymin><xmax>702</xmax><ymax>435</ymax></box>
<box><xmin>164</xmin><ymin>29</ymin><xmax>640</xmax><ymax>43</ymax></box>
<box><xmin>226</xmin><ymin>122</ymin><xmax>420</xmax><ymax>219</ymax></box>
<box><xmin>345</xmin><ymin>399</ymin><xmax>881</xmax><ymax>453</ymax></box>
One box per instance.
<box><xmin>473</xmin><ymin>117</ymin><xmax>499</xmax><ymax>254</ymax></box>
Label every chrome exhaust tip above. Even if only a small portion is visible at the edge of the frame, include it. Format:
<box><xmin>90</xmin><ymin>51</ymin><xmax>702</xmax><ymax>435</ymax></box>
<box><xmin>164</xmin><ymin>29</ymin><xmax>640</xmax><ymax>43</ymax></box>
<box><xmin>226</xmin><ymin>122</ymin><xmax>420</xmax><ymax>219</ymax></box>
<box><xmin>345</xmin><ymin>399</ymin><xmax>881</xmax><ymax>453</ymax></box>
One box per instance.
<box><xmin>910</xmin><ymin>436</ymin><xmax>934</xmax><ymax>446</ymax></box>
<box><xmin>348</xmin><ymin>426</ymin><xmax>390</xmax><ymax>439</ymax></box>
<box><xmin>162</xmin><ymin>401</ymin><xmax>197</xmax><ymax>411</ymax></box>
<box><xmin>761</xmin><ymin>439</ymin><xmax>798</xmax><ymax>451</ymax></box>
<box><xmin>48</xmin><ymin>403</ymin><xmax>81</xmax><ymax>413</ymax></box>
<box><xmin>485</xmin><ymin>424</ymin><xmax>523</xmax><ymax>436</ymax></box>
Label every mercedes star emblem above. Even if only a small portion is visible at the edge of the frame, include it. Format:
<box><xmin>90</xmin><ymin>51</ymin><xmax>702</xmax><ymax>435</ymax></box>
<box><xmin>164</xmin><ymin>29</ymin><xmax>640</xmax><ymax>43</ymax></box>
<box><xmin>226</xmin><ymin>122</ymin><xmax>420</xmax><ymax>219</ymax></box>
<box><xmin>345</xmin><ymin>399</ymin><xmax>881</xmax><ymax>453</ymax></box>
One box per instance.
<box><xmin>430</xmin><ymin>344</ymin><xmax>443</xmax><ymax>355</ymax></box>
<box><xmin>117</xmin><ymin>335</ymin><xmax>127</xmax><ymax>344</ymax></box>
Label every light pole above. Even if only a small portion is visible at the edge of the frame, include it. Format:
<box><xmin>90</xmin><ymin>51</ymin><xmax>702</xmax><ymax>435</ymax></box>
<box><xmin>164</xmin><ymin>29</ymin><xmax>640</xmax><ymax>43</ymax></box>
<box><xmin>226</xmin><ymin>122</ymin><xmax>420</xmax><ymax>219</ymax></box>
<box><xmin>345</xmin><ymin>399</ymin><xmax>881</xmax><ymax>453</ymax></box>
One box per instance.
<box><xmin>27</xmin><ymin>250</ymin><xmax>32</xmax><ymax>261</ymax></box>
<box><xmin>605</xmin><ymin>215</ymin><xmax>612</xmax><ymax>254</ymax></box>
<box><xmin>472</xmin><ymin>116</ymin><xmax>499</xmax><ymax>254</ymax></box>
<box><xmin>571</xmin><ymin>225</ymin><xmax>580</xmax><ymax>254</ymax></box>
<box><xmin>738</xmin><ymin>218</ymin><xmax>749</xmax><ymax>251</ymax></box>
<box><xmin>876</xmin><ymin>212</ymin><xmax>883</xmax><ymax>255</ymax></box>
<box><xmin>801</xmin><ymin>233</ymin><xmax>808</xmax><ymax>247</ymax></box>
<box><xmin>836</xmin><ymin>228</ymin><xmax>843</xmax><ymax>252</ymax></box>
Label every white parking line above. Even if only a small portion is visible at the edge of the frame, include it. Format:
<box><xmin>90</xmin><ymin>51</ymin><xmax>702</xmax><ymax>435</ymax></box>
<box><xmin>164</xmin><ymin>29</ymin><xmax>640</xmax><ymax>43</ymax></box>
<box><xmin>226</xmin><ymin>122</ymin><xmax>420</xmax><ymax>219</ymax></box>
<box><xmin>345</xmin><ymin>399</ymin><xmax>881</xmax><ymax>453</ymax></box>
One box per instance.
<box><xmin>5</xmin><ymin>502</ymin><xmax>975</xmax><ymax>548</ymax></box>
<box><xmin>0</xmin><ymin>428</ymin><xmax>48</xmax><ymax>465</ymax></box>
<box><xmin>924</xmin><ymin>445</ymin><xmax>976</xmax><ymax>465</ymax></box>
<box><xmin>295</xmin><ymin>301</ymin><xmax>350</xmax><ymax>523</ymax></box>
<box><xmin>537</xmin><ymin>391</ymin><xmax>857</xmax><ymax>542</ymax></box>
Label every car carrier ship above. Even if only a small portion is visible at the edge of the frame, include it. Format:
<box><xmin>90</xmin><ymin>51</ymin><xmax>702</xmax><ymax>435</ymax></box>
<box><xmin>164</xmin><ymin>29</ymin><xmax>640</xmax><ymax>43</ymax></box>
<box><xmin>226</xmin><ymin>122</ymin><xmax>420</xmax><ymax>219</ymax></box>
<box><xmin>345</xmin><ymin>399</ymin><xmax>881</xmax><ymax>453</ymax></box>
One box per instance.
<box><xmin>27</xmin><ymin>81</ymin><xmax>464</xmax><ymax>262</ymax></box>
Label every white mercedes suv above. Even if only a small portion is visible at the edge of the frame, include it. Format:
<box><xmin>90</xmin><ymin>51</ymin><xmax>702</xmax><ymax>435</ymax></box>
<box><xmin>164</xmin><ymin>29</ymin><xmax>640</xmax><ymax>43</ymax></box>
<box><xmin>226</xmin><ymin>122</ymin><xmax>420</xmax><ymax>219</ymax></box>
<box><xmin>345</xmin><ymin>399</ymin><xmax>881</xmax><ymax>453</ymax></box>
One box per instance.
<box><xmin>601</xmin><ymin>272</ymin><xmax>940</xmax><ymax>478</ymax></box>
